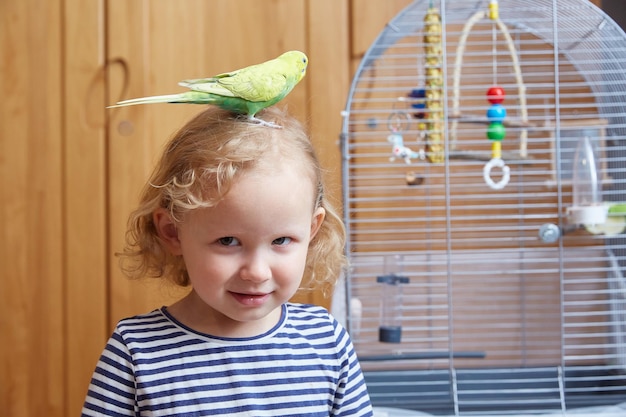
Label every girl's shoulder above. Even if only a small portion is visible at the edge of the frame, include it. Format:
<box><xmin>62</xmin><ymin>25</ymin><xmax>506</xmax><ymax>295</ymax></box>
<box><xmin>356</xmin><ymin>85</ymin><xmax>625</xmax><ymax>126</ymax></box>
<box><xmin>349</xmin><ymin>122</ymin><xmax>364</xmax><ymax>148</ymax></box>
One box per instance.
<box><xmin>114</xmin><ymin>308</ymin><xmax>175</xmax><ymax>335</ymax></box>
<box><xmin>285</xmin><ymin>302</ymin><xmax>329</xmax><ymax>314</ymax></box>
<box><xmin>285</xmin><ymin>302</ymin><xmax>334</xmax><ymax>321</ymax></box>
<box><xmin>282</xmin><ymin>303</ymin><xmax>353</xmax><ymax>357</ymax></box>
<box><xmin>284</xmin><ymin>302</ymin><xmax>343</xmax><ymax>333</ymax></box>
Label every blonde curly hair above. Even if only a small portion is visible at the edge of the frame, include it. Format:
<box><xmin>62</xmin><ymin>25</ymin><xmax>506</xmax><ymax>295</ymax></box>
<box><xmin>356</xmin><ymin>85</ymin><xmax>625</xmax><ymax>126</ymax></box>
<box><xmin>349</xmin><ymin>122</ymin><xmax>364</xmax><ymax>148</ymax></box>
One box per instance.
<box><xmin>118</xmin><ymin>106</ymin><xmax>346</xmax><ymax>296</ymax></box>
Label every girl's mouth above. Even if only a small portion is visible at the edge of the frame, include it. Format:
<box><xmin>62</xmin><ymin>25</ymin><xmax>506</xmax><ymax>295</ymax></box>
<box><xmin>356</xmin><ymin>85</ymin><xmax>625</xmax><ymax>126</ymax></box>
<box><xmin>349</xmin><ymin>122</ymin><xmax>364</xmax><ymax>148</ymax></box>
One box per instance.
<box><xmin>229</xmin><ymin>291</ymin><xmax>271</xmax><ymax>306</ymax></box>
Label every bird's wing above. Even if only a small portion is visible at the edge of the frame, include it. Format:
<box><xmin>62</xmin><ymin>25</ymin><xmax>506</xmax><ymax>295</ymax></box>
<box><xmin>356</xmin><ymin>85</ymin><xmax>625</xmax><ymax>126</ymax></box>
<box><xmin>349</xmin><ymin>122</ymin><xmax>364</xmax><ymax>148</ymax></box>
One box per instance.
<box><xmin>180</xmin><ymin>67</ymin><xmax>241</xmax><ymax>85</ymax></box>
<box><xmin>178</xmin><ymin>73</ymin><xmax>238</xmax><ymax>98</ymax></box>
<box><xmin>180</xmin><ymin>61</ymin><xmax>291</xmax><ymax>102</ymax></box>
<box><xmin>217</xmin><ymin>70</ymin><xmax>289</xmax><ymax>102</ymax></box>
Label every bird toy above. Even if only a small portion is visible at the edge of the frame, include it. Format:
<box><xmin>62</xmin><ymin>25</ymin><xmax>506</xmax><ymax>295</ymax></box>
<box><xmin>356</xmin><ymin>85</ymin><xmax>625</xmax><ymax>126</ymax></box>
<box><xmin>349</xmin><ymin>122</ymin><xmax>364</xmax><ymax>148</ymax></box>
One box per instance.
<box><xmin>483</xmin><ymin>85</ymin><xmax>511</xmax><ymax>189</ymax></box>
<box><xmin>450</xmin><ymin>0</ymin><xmax>529</xmax><ymax>161</ymax></box>
<box><xmin>482</xmin><ymin>0</ymin><xmax>511</xmax><ymax>190</ymax></box>
<box><xmin>388</xmin><ymin>133</ymin><xmax>424</xmax><ymax>165</ymax></box>
<box><xmin>387</xmin><ymin>111</ymin><xmax>424</xmax><ymax>165</ymax></box>
<box><xmin>423</xmin><ymin>4</ymin><xmax>445</xmax><ymax>163</ymax></box>
<box><xmin>108</xmin><ymin>50</ymin><xmax>308</xmax><ymax>128</ymax></box>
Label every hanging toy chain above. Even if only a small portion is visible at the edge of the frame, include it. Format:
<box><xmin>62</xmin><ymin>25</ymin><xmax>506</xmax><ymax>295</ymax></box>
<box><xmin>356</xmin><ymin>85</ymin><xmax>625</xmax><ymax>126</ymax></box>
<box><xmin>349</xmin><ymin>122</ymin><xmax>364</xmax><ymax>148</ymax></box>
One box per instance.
<box><xmin>423</xmin><ymin>5</ymin><xmax>444</xmax><ymax>163</ymax></box>
<box><xmin>483</xmin><ymin>85</ymin><xmax>510</xmax><ymax>190</ymax></box>
<box><xmin>483</xmin><ymin>0</ymin><xmax>510</xmax><ymax>190</ymax></box>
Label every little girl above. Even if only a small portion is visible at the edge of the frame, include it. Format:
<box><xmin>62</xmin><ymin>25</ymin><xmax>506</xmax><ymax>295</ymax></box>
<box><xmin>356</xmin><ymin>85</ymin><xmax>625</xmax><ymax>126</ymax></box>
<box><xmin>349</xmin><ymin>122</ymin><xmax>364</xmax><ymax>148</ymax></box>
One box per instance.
<box><xmin>81</xmin><ymin>106</ymin><xmax>373</xmax><ymax>416</ymax></box>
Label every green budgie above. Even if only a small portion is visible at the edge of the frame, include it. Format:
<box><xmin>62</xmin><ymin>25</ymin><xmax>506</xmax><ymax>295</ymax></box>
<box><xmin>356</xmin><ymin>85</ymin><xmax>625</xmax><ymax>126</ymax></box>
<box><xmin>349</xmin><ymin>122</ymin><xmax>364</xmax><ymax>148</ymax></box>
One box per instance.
<box><xmin>109</xmin><ymin>50</ymin><xmax>308</xmax><ymax>128</ymax></box>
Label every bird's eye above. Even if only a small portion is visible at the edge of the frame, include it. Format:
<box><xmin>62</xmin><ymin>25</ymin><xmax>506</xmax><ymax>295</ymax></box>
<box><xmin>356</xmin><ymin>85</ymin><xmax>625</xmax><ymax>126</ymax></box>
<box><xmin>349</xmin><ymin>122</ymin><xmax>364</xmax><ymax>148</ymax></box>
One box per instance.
<box><xmin>302</xmin><ymin>58</ymin><xmax>307</xmax><ymax>64</ymax></box>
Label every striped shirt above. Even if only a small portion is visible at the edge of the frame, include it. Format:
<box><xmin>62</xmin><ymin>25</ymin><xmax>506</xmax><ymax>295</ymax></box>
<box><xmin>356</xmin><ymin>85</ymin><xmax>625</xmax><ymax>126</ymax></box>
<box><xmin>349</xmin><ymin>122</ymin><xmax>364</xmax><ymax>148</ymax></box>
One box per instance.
<box><xmin>82</xmin><ymin>303</ymin><xmax>373</xmax><ymax>416</ymax></box>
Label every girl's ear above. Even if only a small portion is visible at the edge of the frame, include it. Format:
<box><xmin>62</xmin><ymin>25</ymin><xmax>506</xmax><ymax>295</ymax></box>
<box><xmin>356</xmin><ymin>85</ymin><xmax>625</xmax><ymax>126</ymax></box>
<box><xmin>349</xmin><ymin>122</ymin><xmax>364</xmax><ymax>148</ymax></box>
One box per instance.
<box><xmin>153</xmin><ymin>208</ymin><xmax>183</xmax><ymax>255</ymax></box>
<box><xmin>309</xmin><ymin>207</ymin><xmax>326</xmax><ymax>241</ymax></box>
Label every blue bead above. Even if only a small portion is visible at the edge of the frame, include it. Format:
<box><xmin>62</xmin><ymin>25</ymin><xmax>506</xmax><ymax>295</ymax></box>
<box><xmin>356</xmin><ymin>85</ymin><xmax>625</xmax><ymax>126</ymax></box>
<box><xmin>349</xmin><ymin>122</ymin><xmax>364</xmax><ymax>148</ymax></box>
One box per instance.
<box><xmin>409</xmin><ymin>88</ymin><xmax>426</xmax><ymax>98</ymax></box>
<box><xmin>487</xmin><ymin>104</ymin><xmax>506</xmax><ymax>122</ymax></box>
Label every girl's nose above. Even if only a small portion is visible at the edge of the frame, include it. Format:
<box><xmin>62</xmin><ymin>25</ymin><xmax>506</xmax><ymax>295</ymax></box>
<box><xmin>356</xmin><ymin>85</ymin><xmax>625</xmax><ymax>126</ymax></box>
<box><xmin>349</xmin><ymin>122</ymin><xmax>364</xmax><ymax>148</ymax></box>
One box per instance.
<box><xmin>240</xmin><ymin>251</ymin><xmax>272</xmax><ymax>282</ymax></box>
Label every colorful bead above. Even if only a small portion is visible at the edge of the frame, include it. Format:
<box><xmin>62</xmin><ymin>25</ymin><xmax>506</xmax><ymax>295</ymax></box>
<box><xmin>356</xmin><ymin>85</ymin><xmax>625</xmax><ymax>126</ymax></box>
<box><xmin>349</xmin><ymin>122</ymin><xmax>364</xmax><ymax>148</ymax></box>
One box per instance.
<box><xmin>487</xmin><ymin>104</ymin><xmax>506</xmax><ymax>122</ymax></box>
<box><xmin>487</xmin><ymin>86</ymin><xmax>505</xmax><ymax>104</ymax></box>
<box><xmin>487</xmin><ymin>86</ymin><xmax>506</xmax><ymax>142</ymax></box>
<box><xmin>487</xmin><ymin>122</ymin><xmax>506</xmax><ymax>141</ymax></box>
<box><xmin>408</xmin><ymin>88</ymin><xmax>426</xmax><ymax>119</ymax></box>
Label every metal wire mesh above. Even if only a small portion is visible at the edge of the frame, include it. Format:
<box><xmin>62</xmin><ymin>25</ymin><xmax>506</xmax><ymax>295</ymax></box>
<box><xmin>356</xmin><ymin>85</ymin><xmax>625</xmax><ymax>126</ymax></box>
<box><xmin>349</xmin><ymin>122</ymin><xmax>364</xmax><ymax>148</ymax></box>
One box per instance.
<box><xmin>340</xmin><ymin>0</ymin><xmax>626</xmax><ymax>414</ymax></box>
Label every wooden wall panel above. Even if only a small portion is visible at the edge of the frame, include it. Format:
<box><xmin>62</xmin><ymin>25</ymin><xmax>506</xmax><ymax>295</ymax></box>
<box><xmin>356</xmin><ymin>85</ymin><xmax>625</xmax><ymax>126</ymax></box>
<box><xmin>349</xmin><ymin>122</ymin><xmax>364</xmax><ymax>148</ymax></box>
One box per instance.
<box><xmin>293</xmin><ymin>0</ymin><xmax>351</xmax><ymax>306</ymax></box>
<box><xmin>106</xmin><ymin>0</ymin><xmax>196</xmax><ymax>334</ymax></box>
<box><xmin>0</xmin><ymin>1</ymin><xmax>65</xmax><ymax>416</ymax></box>
<box><xmin>63</xmin><ymin>0</ymin><xmax>108</xmax><ymax>414</ymax></box>
<box><xmin>307</xmin><ymin>0</ymin><xmax>351</xmax><ymax>202</ymax></box>
<box><xmin>349</xmin><ymin>0</ymin><xmax>413</xmax><ymax>74</ymax></box>
<box><xmin>350</xmin><ymin>0</ymin><xmax>413</xmax><ymax>58</ymax></box>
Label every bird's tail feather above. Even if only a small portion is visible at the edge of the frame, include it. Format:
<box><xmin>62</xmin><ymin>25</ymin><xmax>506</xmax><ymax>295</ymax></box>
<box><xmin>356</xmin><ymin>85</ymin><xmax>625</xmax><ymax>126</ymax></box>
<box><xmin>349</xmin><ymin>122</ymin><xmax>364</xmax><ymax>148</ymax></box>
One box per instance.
<box><xmin>107</xmin><ymin>93</ymin><xmax>189</xmax><ymax>108</ymax></box>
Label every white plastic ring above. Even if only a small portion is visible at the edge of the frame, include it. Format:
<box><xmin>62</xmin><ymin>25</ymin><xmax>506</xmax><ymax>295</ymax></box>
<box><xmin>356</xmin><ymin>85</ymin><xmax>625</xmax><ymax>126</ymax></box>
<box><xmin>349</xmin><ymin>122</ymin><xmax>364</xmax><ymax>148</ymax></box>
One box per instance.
<box><xmin>483</xmin><ymin>158</ymin><xmax>510</xmax><ymax>190</ymax></box>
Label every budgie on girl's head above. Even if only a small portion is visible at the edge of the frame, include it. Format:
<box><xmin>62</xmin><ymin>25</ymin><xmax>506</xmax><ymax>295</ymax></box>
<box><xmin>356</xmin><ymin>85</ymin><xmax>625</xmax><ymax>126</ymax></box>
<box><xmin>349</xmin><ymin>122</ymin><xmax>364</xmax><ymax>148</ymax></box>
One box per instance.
<box><xmin>109</xmin><ymin>50</ymin><xmax>309</xmax><ymax>128</ymax></box>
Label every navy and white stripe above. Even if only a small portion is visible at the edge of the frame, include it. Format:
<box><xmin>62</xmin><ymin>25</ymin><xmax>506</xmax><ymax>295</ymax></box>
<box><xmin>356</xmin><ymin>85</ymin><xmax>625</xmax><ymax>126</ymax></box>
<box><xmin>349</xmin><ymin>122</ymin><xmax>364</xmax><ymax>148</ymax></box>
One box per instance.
<box><xmin>82</xmin><ymin>303</ymin><xmax>373</xmax><ymax>416</ymax></box>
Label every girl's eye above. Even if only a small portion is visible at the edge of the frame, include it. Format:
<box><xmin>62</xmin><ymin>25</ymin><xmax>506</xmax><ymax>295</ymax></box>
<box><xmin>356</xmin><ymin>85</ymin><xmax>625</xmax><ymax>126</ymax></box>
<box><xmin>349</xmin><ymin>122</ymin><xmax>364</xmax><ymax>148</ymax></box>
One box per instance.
<box><xmin>272</xmin><ymin>237</ymin><xmax>292</xmax><ymax>246</ymax></box>
<box><xmin>218</xmin><ymin>237</ymin><xmax>239</xmax><ymax>246</ymax></box>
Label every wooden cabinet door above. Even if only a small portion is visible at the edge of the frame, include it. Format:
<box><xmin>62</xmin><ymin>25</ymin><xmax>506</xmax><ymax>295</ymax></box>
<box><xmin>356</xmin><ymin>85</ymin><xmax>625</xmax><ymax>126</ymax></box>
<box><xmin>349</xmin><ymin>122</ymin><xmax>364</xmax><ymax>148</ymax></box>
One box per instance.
<box><xmin>1</xmin><ymin>2</ymin><xmax>66</xmax><ymax>417</ymax></box>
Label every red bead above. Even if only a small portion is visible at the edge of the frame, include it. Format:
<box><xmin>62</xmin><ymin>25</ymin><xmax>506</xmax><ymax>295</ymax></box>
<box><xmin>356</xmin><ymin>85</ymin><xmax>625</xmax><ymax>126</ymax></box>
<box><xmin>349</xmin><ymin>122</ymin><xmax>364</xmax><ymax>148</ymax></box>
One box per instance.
<box><xmin>487</xmin><ymin>86</ymin><xmax>505</xmax><ymax>104</ymax></box>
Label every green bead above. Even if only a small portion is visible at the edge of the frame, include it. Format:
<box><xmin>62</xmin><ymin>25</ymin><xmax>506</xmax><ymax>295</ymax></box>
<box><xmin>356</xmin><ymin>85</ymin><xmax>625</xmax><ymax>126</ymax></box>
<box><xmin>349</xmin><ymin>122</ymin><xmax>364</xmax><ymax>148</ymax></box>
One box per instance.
<box><xmin>487</xmin><ymin>122</ymin><xmax>506</xmax><ymax>141</ymax></box>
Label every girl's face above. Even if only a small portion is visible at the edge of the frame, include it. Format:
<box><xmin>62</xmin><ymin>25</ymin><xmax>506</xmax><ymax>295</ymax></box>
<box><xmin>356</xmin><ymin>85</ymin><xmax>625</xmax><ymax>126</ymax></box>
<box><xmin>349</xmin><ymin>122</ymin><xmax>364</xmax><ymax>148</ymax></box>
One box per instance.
<box><xmin>155</xmin><ymin>161</ymin><xmax>325</xmax><ymax>337</ymax></box>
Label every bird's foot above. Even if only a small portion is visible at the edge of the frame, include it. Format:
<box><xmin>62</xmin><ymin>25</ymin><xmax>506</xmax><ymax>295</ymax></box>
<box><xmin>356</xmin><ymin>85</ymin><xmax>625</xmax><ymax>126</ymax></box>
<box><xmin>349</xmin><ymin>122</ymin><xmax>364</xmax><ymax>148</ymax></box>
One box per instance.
<box><xmin>247</xmin><ymin>115</ymin><xmax>283</xmax><ymax>129</ymax></box>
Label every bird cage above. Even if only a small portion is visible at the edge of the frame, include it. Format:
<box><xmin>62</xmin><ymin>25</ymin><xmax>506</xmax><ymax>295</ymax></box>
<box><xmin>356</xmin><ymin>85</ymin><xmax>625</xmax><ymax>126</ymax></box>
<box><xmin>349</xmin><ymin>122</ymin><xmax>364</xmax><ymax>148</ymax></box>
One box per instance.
<box><xmin>340</xmin><ymin>0</ymin><xmax>626</xmax><ymax>415</ymax></box>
